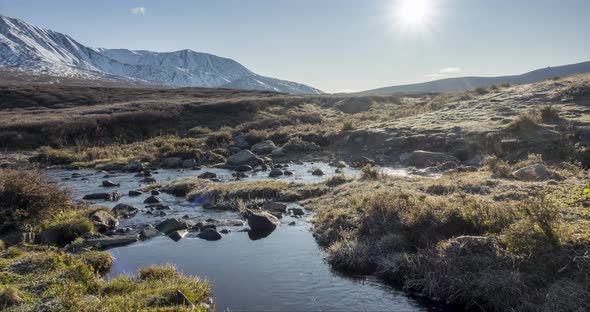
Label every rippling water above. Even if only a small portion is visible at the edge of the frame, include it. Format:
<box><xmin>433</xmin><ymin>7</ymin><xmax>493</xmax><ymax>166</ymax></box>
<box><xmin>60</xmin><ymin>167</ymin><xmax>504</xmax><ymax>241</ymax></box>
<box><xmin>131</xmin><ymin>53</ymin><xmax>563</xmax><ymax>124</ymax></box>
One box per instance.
<box><xmin>48</xmin><ymin>163</ymin><xmax>442</xmax><ymax>312</ymax></box>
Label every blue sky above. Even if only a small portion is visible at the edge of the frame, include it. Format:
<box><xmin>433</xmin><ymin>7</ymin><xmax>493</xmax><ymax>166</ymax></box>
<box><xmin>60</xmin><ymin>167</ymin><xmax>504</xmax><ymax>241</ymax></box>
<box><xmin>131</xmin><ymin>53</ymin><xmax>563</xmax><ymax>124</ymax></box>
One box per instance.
<box><xmin>0</xmin><ymin>0</ymin><xmax>588</xmax><ymax>92</ymax></box>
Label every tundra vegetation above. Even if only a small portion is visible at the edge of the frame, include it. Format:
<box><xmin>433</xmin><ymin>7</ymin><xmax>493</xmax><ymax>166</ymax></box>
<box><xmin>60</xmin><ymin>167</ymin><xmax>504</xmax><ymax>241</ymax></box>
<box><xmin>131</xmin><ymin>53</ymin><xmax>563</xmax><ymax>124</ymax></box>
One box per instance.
<box><xmin>1</xmin><ymin>75</ymin><xmax>590</xmax><ymax>311</ymax></box>
<box><xmin>0</xmin><ymin>170</ymin><xmax>212</xmax><ymax>311</ymax></box>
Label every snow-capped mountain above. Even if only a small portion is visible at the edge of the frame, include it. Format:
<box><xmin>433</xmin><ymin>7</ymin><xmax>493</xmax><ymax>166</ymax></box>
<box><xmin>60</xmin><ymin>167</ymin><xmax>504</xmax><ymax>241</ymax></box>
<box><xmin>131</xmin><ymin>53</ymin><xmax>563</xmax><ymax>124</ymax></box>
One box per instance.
<box><xmin>0</xmin><ymin>15</ymin><xmax>322</xmax><ymax>94</ymax></box>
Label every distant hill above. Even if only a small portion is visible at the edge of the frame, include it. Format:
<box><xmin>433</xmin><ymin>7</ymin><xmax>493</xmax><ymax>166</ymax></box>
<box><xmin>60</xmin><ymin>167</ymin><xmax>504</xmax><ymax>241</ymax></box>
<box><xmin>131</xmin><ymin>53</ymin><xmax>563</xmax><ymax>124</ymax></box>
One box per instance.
<box><xmin>0</xmin><ymin>15</ymin><xmax>322</xmax><ymax>94</ymax></box>
<box><xmin>364</xmin><ymin>61</ymin><xmax>590</xmax><ymax>94</ymax></box>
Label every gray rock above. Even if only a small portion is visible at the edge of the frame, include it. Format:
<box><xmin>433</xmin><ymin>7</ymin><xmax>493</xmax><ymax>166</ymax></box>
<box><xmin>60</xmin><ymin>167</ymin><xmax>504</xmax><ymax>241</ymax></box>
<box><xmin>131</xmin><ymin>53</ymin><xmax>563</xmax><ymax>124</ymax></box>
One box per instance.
<box><xmin>251</xmin><ymin>140</ymin><xmax>276</xmax><ymax>155</ymax></box>
<box><xmin>112</xmin><ymin>203</ymin><xmax>139</xmax><ymax>219</ymax></box>
<box><xmin>151</xmin><ymin>190</ymin><xmax>161</xmax><ymax>196</ymax></box>
<box><xmin>288</xmin><ymin>221</ymin><xmax>296</xmax><ymax>226</ymax></box>
<box><xmin>1</xmin><ymin>232</ymin><xmax>35</xmax><ymax>246</ymax></box>
<box><xmin>83</xmin><ymin>192</ymin><xmax>121</xmax><ymax>201</ymax></box>
<box><xmin>197</xmin><ymin>228</ymin><xmax>222</xmax><ymax>241</ymax></box>
<box><xmin>233</xmin><ymin>135</ymin><xmax>250</xmax><ymax>149</ymax></box>
<box><xmin>226</xmin><ymin>150</ymin><xmax>263</xmax><ymax>167</ymax></box>
<box><xmin>198</xmin><ymin>172</ymin><xmax>217</xmax><ymax>179</ymax></box>
<box><xmin>102</xmin><ymin>180</ymin><xmax>120</xmax><ymax>187</ymax></box>
<box><xmin>247</xmin><ymin>211</ymin><xmax>280</xmax><ymax>232</ymax></box>
<box><xmin>139</xmin><ymin>225</ymin><xmax>161</xmax><ymax>240</ymax></box>
<box><xmin>235</xmin><ymin>165</ymin><xmax>253</xmax><ymax>172</ymax></box>
<box><xmin>128</xmin><ymin>190</ymin><xmax>143</xmax><ymax>197</ymax></box>
<box><xmin>140</xmin><ymin>177</ymin><xmax>157</xmax><ymax>184</ymax></box>
<box><xmin>144</xmin><ymin>195</ymin><xmax>161</xmax><ymax>204</ymax></box>
<box><xmin>168</xmin><ymin>230</ymin><xmax>188</xmax><ymax>242</ymax></box>
<box><xmin>155</xmin><ymin>218</ymin><xmax>192</xmax><ymax>235</ymax></box>
<box><xmin>182</xmin><ymin>159</ymin><xmax>197</xmax><ymax>168</ymax></box>
<box><xmin>289</xmin><ymin>207</ymin><xmax>305</xmax><ymax>216</ymax></box>
<box><xmin>269</xmin><ymin>168</ymin><xmax>283</xmax><ymax>178</ymax></box>
<box><xmin>229</xmin><ymin>147</ymin><xmax>242</xmax><ymax>154</ymax></box>
<box><xmin>262</xmin><ymin>202</ymin><xmax>288</xmax><ymax>213</ymax></box>
<box><xmin>89</xmin><ymin>210</ymin><xmax>118</xmax><ymax>233</ymax></box>
<box><xmin>67</xmin><ymin>235</ymin><xmax>139</xmax><ymax>252</ymax></box>
<box><xmin>271</xmin><ymin>148</ymin><xmax>286</xmax><ymax>158</ymax></box>
<box><xmin>124</xmin><ymin>161</ymin><xmax>144</xmax><ymax>172</ymax></box>
<box><xmin>161</xmin><ymin>157</ymin><xmax>183</xmax><ymax>168</ymax></box>
<box><xmin>284</xmin><ymin>170</ymin><xmax>294</xmax><ymax>176</ymax></box>
<box><xmin>403</xmin><ymin>150</ymin><xmax>459</xmax><ymax>168</ymax></box>
<box><xmin>513</xmin><ymin>164</ymin><xmax>550</xmax><ymax>181</ymax></box>
<box><xmin>312</xmin><ymin>168</ymin><xmax>324</xmax><ymax>176</ymax></box>
<box><xmin>220</xmin><ymin>229</ymin><xmax>230</xmax><ymax>234</ymax></box>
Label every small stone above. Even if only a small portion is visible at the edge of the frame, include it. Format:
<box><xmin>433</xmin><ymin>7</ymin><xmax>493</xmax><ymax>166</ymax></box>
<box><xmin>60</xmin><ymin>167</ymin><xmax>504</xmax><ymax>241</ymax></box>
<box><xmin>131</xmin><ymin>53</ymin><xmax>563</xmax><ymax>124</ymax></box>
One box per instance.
<box><xmin>312</xmin><ymin>169</ymin><xmax>324</xmax><ymax>176</ymax></box>
<box><xmin>199</xmin><ymin>172</ymin><xmax>217</xmax><ymax>179</ymax></box>
<box><xmin>269</xmin><ymin>168</ymin><xmax>283</xmax><ymax>178</ymax></box>
<box><xmin>151</xmin><ymin>190</ymin><xmax>161</xmax><ymax>196</ymax></box>
<box><xmin>283</xmin><ymin>170</ymin><xmax>294</xmax><ymax>176</ymax></box>
<box><xmin>128</xmin><ymin>190</ymin><xmax>143</xmax><ymax>196</ymax></box>
<box><xmin>197</xmin><ymin>228</ymin><xmax>223</xmax><ymax>241</ymax></box>
<box><xmin>144</xmin><ymin>195</ymin><xmax>161</xmax><ymax>204</ymax></box>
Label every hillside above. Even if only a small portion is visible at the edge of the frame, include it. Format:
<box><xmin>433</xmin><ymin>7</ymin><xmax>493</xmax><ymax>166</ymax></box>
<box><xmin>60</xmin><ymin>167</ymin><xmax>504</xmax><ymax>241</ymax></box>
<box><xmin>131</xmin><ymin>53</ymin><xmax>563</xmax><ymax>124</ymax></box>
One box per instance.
<box><xmin>365</xmin><ymin>61</ymin><xmax>590</xmax><ymax>93</ymax></box>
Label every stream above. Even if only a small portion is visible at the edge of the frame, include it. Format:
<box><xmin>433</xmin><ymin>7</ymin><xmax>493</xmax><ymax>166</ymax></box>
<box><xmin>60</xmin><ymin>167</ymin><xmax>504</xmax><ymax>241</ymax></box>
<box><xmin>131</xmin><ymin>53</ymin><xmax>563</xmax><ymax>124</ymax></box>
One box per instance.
<box><xmin>47</xmin><ymin>162</ymin><xmax>442</xmax><ymax>312</ymax></box>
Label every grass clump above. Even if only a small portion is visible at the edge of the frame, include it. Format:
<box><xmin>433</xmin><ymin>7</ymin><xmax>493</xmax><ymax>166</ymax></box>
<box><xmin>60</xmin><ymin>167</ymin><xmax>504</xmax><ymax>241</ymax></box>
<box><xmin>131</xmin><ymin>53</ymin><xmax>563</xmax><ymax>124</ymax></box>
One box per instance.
<box><xmin>360</xmin><ymin>165</ymin><xmax>379</xmax><ymax>180</ymax></box>
<box><xmin>308</xmin><ymin>169</ymin><xmax>590</xmax><ymax>311</ymax></box>
<box><xmin>486</xmin><ymin>155</ymin><xmax>513</xmax><ymax>178</ymax></box>
<box><xmin>77</xmin><ymin>251</ymin><xmax>113</xmax><ymax>276</ymax></box>
<box><xmin>138</xmin><ymin>265</ymin><xmax>179</xmax><ymax>281</ymax></box>
<box><xmin>0</xmin><ymin>287</ymin><xmax>24</xmax><ymax>309</ymax></box>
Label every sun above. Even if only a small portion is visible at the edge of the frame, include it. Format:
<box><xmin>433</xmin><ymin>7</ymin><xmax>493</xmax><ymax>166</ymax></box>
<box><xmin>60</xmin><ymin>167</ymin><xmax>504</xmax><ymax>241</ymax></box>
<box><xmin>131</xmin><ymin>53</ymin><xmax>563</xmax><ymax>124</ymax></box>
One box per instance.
<box><xmin>392</xmin><ymin>0</ymin><xmax>436</xmax><ymax>31</ymax></box>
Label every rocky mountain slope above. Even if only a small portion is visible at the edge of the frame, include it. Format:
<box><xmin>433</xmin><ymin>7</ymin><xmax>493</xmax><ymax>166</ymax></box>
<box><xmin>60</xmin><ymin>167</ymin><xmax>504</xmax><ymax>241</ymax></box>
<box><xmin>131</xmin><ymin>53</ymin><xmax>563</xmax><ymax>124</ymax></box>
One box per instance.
<box><xmin>0</xmin><ymin>15</ymin><xmax>322</xmax><ymax>94</ymax></box>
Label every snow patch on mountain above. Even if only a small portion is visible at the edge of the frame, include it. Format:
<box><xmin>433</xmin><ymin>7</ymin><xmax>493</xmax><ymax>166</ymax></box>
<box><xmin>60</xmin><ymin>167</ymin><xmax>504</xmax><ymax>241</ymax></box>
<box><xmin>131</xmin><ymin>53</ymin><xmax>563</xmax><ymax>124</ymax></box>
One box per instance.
<box><xmin>0</xmin><ymin>15</ymin><xmax>322</xmax><ymax>94</ymax></box>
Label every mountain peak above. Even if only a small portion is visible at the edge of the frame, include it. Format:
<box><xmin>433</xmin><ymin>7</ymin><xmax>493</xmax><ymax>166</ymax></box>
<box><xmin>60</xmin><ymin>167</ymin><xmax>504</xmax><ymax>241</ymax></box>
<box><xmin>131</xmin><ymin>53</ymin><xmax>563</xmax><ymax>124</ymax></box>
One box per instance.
<box><xmin>0</xmin><ymin>15</ymin><xmax>322</xmax><ymax>94</ymax></box>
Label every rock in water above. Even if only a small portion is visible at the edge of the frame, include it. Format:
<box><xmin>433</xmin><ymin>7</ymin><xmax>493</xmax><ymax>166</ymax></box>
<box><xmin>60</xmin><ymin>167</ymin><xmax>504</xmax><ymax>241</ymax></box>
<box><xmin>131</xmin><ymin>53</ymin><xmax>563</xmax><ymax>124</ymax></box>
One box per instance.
<box><xmin>198</xmin><ymin>172</ymin><xmax>217</xmax><ymax>179</ymax></box>
<box><xmin>197</xmin><ymin>228</ymin><xmax>223</xmax><ymax>241</ymax></box>
<box><xmin>102</xmin><ymin>180</ymin><xmax>120</xmax><ymax>187</ymax></box>
<box><xmin>262</xmin><ymin>202</ymin><xmax>288</xmax><ymax>213</ymax></box>
<box><xmin>513</xmin><ymin>164</ymin><xmax>550</xmax><ymax>181</ymax></box>
<box><xmin>226</xmin><ymin>150</ymin><xmax>263</xmax><ymax>167</ymax></box>
<box><xmin>128</xmin><ymin>190</ymin><xmax>143</xmax><ymax>196</ymax></box>
<box><xmin>402</xmin><ymin>150</ymin><xmax>459</xmax><ymax>168</ymax></box>
<box><xmin>235</xmin><ymin>165</ymin><xmax>253</xmax><ymax>172</ymax></box>
<box><xmin>83</xmin><ymin>192</ymin><xmax>121</xmax><ymax>201</ymax></box>
<box><xmin>251</xmin><ymin>140</ymin><xmax>276</xmax><ymax>155</ymax></box>
<box><xmin>144</xmin><ymin>195</ymin><xmax>161</xmax><ymax>204</ymax></box>
<box><xmin>168</xmin><ymin>230</ymin><xmax>188</xmax><ymax>242</ymax></box>
<box><xmin>112</xmin><ymin>203</ymin><xmax>139</xmax><ymax>219</ymax></box>
<box><xmin>89</xmin><ymin>210</ymin><xmax>118</xmax><ymax>233</ymax></box>
<box><xmin>312</xmin><ymin>169</ymin><xmax>324</xmax><ymax>176</ymax></box>
<box><xmin>269</xmin><ymin>168</ymin><xmax>283</xmax><ymax>177</ymax></box>
<box><xmin>155</xmin><ymin>218</ymin><xmax>192</xmax><ymax>235</ymax></box>
<box><xmin>247</xmin><ymin>211</ymin><xmax>280</xmax><ymax>232</ymax></box>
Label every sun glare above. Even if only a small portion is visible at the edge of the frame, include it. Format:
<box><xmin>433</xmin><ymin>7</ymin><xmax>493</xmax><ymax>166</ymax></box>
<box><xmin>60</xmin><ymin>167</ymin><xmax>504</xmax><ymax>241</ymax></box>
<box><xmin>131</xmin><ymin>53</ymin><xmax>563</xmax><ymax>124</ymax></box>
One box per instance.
<box><xmin>392</xmin><ymin>0</ymin><xmax>436</xmax><ymax>33</ymax></box>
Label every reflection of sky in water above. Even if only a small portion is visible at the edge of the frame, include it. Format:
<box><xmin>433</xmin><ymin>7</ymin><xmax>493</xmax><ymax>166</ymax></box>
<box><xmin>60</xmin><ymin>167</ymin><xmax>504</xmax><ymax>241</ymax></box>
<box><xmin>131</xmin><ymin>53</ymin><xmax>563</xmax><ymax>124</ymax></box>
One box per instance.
<box><xmin>46</xmin><ymin>163</ymin><xmax>441</xmax><ymax>312</ymax></box>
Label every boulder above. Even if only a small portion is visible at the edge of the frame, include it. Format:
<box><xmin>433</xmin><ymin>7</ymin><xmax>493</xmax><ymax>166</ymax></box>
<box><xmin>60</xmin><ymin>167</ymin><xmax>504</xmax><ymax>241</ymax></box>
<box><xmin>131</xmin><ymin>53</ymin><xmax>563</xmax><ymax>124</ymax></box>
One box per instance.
<box><xmin>124</xmin><ymin>161</ymin><xmax>144</xmax><ymax>172</ymax></box>
<box><xmin>312</xmin><ymin>169</ymin><xmax>324</xmax><ymax>176</ymax></box>
<box><xmin>235</xmin><ymin>165</ymin><xmax>253</xmax><ymax>172</ymax></box>
<box><xmin>66</xmin><ymin>235</ymin><xmax>139</xmax><ymax>252</ymax></box>
<box><xmin>112</xmin><ymin>203</ymin><xmax>139</xmax><ymax>219</ymax></box>
<box><xmin>89</xmin><ymin>210</ymin><xmax>118</xmax><ymax>233</ymax></box>
<box><xmin>161</xmin><ymin>157</ymin><xmax>183</xmax><ymax>168</ymax></box>
<box><xmin>139</xmin><ymin>225</ymin><xmax>161</xmax><ymax>240</ymax></box>
<box><xmin>128</xmin><ymin>190</ymin><xmax>143</xmax><ymax>197</ymax></box>
<box><xmin>182</xmin><ymin>159</ymin><xmax>197</xmax><ymax>168</ymax></box>
<box><xmin>155</xmin><ymin>218</ymin><xmax>192</xmax><ymax>235</ymax></box>
<box><xmin>168</xmin><ymin>230</ymin><xmax>188</xmax><ymax>242</ymax></box>
<box><xmin>197</xmin><ymin>228</ymin><xmax>222</xmax><ymax>241</ymax></box>
<box><xmin>140</xmin><ymin>177</ymin><xmax>157</xmax><ymax>184</ymax></box>
<box><xmin>262</xmin><ymin>202</ymin><xmax>288</xmax><ymax>213</ymax></box>
<box><xmin>226</xmin><ymin>150</ymin><xmax>263</xmax><ymax>167</ymax></box>
<box><xmin>102</xmin><ymin>180</ymin><xmax>120</xmax><ymax>187</ymax></box>
<box><xmin>199</xmin><ymin>172</ymin><xmax>217</xmax><ymax>179</ymax></box>
<box><xmin>288</xmin><ymin>207</ymin><xmax>305</xmax><ymax>216</ymax></box>
<box><xmin>247</xmin><ymin>211</ymin><xmax>280</xmax><ymax>232</ymax></box>
<box><xmin>1</xmin><ymin>232</ymin><xmax>35</xmax><ymax>246</ymax></box>
<box><xmin>144</xmin><ymin>195</ymin><xmax>161</xmax><ymax>204</ymax></box>
<box><xmin>251</xmin><ymin>140</ymin><xmax>276</xmax><ymax>155</ymax></box>
<box><xmin>403</xmin><ymin>150</ymin><xmax>459</xmax><ymax>168</ymax></box>
<box><xmin>271</xmin><ymin>148</ymin><xmax>286</xmax><ymax>158</ymax></box>
<box><xmin>283</xmin><ymin>170</ymin><xmax>294</xmax><ymax>176</ymax></box>
<box><xmin>83</xmin><ymin>192</ymin><xmax>121</xmax><ymax>201</ymax></box>
<box><xmin>269</xmin><ymin>168</ymin><xmax>283</xmax><ymax>178</ymax></box>
<box><xmin>513</xmin><ymin>164</ymin><xmax>550</xmax><ymax>181</ymax></box>
<box><xmin>233</xmin><ymin>135</ymin><xmax>250</xmax><ymax>149</ymax></box>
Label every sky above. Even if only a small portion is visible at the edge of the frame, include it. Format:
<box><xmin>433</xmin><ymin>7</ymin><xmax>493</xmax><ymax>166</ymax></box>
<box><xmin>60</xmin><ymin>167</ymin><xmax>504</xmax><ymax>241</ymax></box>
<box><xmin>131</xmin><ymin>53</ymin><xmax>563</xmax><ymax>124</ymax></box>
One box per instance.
<box><xmin>0</xmin><ymin>0</ymin><xmax>589</xmax><ymax>93</ymax></box>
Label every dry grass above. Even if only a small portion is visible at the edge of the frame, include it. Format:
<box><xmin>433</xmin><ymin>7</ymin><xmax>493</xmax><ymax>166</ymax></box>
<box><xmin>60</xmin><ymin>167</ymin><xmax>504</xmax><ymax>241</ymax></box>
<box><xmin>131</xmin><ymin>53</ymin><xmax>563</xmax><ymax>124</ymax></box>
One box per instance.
<box><xmin>307</xmin><ymin>166</ymin><xmax>590</xmax><ymax>311</ymax></box>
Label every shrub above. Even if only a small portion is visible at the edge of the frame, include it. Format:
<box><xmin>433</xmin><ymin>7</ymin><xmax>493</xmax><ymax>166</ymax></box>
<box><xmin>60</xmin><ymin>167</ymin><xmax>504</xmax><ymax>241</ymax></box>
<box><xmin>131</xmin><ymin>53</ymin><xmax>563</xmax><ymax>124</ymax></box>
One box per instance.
<box><xmin>360</xmin><ymin>165</ymin><xmax>379</xmax><ymax>180</ymax></box>
<box><xmin>341</xmin><ymin>120</ymin><xmax>355</xmax><ymax>132</ymax></box>
<box><xmin>539</xmin><ymin>106</ymin><xmax>561</xmax><ymax>123</ymax></box>
<box><xmin>486</xmin><ymin>156</ymin><xmax>513</xmax><ymax>178</ymax></box>
<box><xmin>508</xmin><ymin>111</ymin><xmax>540</xmax><ymax>134</ymax></box>
<box><xmin>0</xmin><ymin>169</ymin><xmax>75</xmax><ymax>228</ymax></box>
<box><xmin>0</xmin><ymin>287</ymin><xmax>23</xmax><ymax>309</ymax></box>
<box><xmin>325</xmin><ymin>175</ymin><xmax>352</xmax><ymax>187</ymax></box>
<box><xmin>32</xmin><ymin>146</ymin><xmax>80</xmax><ymax>165</ymax></box>
<box><xmin>205</xmin><ymin>129</ymin><xmax>232</xmax><ymax>147</ymax></box>
<box><xmin>78</xmin><ymin>251</ymin><xmax>113</xmax><ymax>276</ymax></box>
<box><xmin>138</xmin><ymin>265</ymin><xmax>178</xmax><ymax>281</ymax></box>
<box><xmin>282</xmin><ymin>136</ymin><xmax>320</xmax><ymax>153</ymax></box>
<box><xmin>42</xmin><ymin>217</ymin><xmax>94</xmax><ymax>247</ymax></box>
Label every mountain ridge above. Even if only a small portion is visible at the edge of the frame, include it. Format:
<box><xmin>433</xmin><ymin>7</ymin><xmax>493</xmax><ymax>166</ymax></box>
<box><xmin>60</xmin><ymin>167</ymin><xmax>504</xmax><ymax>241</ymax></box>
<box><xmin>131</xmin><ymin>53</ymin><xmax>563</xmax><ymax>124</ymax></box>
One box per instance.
<box><xmin>364</xmin><ymin>61</ymin><xmax>590</xmax><ymax>94</ymax></box>
<box><xmin>0</xmin><ymin>15</ymin><xmax>322</xmax><ymax>94</ymax></box>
